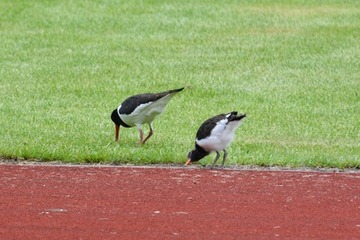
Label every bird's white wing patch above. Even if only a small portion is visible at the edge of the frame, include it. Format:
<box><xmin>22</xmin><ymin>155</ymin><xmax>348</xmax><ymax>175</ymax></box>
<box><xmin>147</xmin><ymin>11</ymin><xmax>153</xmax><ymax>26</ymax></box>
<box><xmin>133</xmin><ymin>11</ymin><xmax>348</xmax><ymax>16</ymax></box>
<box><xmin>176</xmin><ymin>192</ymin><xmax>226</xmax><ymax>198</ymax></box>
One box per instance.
<box><xmin>196</xmin><ymin>118</ymin><xmax>228</xmax><ymax>152</ymax></box>
<box><xmin>196</xmin><ymin>118</ymin><xmax>243</xmax><ymax>152</ymax></box>
<box><xmin>211</xmin><ymin>118</ymin><xmax>228</xmax><ymax>137</ymax></box>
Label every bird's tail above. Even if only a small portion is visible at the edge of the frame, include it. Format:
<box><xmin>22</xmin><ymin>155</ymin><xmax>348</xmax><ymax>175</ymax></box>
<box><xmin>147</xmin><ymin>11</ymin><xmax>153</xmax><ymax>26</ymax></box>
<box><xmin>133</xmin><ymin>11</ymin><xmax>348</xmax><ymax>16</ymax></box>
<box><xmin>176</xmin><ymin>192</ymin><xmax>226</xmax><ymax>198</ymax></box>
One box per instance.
<box><xmin>160</xmin><ymin>87</ymin><xmax>184</xmax><ymax>97</ymax></box>
<box><xmin>168</xmin><ymin>87</ymin><xmax>185</xmax><ymax>94</ymax></box>
<box><xmin>228</xmin><ymin>111</ymin><xmax>246</xmax><ymax>122</ymax></box>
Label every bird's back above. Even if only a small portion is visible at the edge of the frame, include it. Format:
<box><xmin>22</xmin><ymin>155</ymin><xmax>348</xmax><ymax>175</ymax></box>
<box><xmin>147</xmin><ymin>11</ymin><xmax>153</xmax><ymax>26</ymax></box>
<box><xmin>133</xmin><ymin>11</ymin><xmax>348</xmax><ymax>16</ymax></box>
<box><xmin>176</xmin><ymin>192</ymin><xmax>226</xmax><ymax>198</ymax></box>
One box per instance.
<box><xmin>119</xmin><ymin>87</ymin><xmax>184</xmax><ymax>126</ymax></box>
<box><xmin>196</xmin><ymin>112</ymin><xmax>245</xmax><ymax>152</ymax></box>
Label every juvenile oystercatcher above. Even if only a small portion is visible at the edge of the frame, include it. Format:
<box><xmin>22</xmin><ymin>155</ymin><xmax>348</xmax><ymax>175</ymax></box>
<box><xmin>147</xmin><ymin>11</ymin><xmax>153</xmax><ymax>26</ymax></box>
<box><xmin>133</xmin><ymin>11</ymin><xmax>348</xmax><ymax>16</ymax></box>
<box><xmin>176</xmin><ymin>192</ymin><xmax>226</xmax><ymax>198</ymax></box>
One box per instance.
<box><xmin>111</xmin><ymin>87</ymin><xmax>184</xmax><ymax>144</ymax></box>
<box><xmin>185</xmin><ymin>111</ymin><xmax>246</xmax><ymax>169</ymax></box>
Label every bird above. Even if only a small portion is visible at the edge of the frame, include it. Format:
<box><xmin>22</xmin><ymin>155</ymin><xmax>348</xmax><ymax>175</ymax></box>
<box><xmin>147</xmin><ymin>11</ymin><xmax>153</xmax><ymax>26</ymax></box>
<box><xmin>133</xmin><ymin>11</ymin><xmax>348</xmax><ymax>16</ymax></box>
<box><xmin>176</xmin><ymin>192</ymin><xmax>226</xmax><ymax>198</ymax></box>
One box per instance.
<box><xmin>111</xmin><ymin>87</ymin><xmax>184</xmax><ymax>144</ymax></box>
<box><xmin>185</xmin><ymin>111</ymin><xmax>246</xmax><ymax>169</ymax></box>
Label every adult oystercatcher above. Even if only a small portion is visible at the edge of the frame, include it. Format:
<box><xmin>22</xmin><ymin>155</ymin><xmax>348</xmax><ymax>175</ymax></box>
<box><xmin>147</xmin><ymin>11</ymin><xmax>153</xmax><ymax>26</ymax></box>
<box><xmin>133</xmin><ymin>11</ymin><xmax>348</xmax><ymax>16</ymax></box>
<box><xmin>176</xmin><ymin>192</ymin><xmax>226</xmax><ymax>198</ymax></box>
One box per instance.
<box><xmin>111</xmin><ymin>87</ymin><xmax>184</xmax><ymax>144</ymax></box>
<box><xmin>185</xmin><ymin>111</ymin><xmax>246</xmax><ymax>169</ymax></box>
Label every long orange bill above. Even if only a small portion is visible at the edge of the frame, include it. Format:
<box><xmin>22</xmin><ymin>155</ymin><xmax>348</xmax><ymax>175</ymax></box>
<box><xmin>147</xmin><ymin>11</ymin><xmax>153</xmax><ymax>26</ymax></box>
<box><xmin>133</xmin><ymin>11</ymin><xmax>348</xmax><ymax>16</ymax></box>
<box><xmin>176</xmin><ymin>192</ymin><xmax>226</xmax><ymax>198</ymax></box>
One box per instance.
<box><xmin>184</xmin><ymin>159</ymin><xmax>191</xmax><ymax>166</ymax></box>
<box><xmin>115</xmin><ymin>125</ymin><xmax>119</xmax><ymax>142</ymax></box>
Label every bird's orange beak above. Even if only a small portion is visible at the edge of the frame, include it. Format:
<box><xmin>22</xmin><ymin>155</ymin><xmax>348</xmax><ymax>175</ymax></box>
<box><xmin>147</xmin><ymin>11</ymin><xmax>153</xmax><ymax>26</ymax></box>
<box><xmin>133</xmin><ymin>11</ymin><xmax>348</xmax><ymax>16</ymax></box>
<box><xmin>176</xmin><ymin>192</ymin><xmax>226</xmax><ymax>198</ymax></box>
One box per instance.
<box><xmin>115</xmin><ymin>124</ymin><xmax>120</xmax><ymax>142</ymax></box>
<box><xmin>184</xmin><ymin>159</ymin><xmax>191</xmax><ymax>166</ymax></box>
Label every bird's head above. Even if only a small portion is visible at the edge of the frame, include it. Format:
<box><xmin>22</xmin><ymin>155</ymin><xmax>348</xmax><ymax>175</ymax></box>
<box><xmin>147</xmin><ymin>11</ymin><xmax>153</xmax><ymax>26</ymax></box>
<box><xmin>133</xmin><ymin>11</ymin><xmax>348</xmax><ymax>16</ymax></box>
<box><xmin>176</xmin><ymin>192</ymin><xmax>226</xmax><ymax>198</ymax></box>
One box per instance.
<box><xmin>184</xmin><ymin>145</ymin><xmax>209</xmax><ymax>166</ymax></box>
<box><xmin>111</xmin><ymin>109</ymin><xmax>120</xmax><ymax>125</ymax></box>
<box><xmin>185</xmin><ymin>150</ymin><xmax>195</xmax><ymax>166</ymax></box>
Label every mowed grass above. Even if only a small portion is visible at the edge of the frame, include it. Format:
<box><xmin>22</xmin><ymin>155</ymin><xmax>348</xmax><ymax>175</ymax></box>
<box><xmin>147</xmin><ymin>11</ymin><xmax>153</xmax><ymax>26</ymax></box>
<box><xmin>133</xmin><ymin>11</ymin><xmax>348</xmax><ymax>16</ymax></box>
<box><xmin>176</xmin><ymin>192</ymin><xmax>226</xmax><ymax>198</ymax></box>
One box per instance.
<box><xmin>0</xmin><ymin>0</ymin><xmax>359</xmax><ymax>168</ymax></box>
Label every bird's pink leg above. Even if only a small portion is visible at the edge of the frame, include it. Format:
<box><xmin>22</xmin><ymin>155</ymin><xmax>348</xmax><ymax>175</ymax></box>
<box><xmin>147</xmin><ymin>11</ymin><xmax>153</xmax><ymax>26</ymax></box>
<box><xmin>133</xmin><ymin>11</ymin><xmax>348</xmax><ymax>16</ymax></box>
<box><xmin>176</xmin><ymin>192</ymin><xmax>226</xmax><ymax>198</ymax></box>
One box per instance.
<box><xmin>142</xmin><ymin>123</ymin><xmax>153</xmax><ymax>144</ymax></box>
<box><xmin>138</xmin><ymin>128</ymin><xmax>144</xmax><ymax>144</ymax></box>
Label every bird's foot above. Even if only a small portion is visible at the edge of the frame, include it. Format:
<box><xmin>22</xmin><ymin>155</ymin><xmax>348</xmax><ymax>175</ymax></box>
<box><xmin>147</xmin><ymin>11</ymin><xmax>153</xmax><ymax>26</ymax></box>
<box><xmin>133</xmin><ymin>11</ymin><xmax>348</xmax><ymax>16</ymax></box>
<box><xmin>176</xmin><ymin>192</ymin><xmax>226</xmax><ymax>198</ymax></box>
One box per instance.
<box><xmin>207</xmin><ymin>165</ymin><xmax>225</xmax><ymax>170</ymax></box>
<box><xmin>205</xmin><ymin>165</ymin><xmax>216</xmax><ymax>170</ymax></box>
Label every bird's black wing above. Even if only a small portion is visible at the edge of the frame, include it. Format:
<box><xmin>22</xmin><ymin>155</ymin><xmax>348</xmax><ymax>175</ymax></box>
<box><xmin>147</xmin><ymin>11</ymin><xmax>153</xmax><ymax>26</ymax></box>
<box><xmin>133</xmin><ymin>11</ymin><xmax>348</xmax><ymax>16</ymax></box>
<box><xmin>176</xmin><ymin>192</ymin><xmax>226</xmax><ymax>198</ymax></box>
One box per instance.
<box><xmin>196</xmin><ymin>114</ymin><xmax>227</xmax><ymax>140</ymax></box>
<box><xmin>119</xmin><ymin>88</ymin><xmax>184</xmax><ymax>115</ymax></box>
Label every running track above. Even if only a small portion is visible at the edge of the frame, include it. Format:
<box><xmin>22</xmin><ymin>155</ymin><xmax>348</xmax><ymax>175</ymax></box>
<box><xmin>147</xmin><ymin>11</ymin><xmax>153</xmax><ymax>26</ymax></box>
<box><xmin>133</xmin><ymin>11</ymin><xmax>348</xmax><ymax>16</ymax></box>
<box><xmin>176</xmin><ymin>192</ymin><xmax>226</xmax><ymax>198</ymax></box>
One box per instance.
<box><xmin>0</xmin><ymin>164</ymin><xmax>359</xmax><ymax>239</ymax></box>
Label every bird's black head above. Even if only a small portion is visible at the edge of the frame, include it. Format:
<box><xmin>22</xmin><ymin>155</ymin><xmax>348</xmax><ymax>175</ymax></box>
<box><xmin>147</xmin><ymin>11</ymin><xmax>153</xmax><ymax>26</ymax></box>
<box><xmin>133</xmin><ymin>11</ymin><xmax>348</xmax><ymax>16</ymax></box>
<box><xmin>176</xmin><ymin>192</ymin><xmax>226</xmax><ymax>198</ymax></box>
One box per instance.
<box><xmin>111</xmin><ymin>109</ymin><xmax>131</xmax><ymax>128</ymax></box>
<box><xmin>185</xmin><ymin>144</ymin><xmax>209</xmax><ymax>166</ymax></box>
<box><xmin>111</xmin><ymin>109</ymin><xmax>120</xmax><ymax>126</ymax></box>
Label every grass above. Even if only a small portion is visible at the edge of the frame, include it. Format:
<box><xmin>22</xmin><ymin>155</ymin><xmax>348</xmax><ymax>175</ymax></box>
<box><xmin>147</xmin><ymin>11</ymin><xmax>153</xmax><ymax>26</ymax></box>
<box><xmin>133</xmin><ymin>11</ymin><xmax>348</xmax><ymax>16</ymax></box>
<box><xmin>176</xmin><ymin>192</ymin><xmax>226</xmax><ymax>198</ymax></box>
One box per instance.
<box><xmin>0</xmin><ymin>0</ymin><xmax>359</xmax><ymax>168</ymax></box>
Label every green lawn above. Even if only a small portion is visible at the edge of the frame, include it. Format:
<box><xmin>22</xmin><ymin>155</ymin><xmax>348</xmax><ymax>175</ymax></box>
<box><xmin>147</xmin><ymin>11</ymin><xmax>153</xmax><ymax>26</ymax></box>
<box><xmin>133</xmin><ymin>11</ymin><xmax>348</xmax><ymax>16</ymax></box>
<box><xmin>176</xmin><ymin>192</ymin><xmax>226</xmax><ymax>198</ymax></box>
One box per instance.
<box><xmin>0</xmin><ymin>0</ymin><xmax>359</xmax><ymax>168</ymax></box>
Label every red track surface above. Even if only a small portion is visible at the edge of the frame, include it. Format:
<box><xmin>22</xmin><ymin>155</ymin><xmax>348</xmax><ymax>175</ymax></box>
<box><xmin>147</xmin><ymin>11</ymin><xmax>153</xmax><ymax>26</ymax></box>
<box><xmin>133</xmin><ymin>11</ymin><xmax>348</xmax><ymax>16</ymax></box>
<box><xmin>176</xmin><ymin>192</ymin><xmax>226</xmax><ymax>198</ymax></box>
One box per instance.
<box><xmin>0</xmin><ymin>164</ymin><xmax>359</xmax><ymax>239</ymax></box>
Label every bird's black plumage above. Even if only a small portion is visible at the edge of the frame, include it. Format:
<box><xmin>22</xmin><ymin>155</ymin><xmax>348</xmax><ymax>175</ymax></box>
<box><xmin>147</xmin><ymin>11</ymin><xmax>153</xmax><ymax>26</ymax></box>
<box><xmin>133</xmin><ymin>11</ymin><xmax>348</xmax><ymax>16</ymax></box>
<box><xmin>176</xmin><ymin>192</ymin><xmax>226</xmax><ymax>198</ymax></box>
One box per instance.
<box><xmin>111</xmin><ymin>109</ymin><xmax>131</xmax><ymax>128</ymax></box>
<box><xmin>195</xmin><ymin>111</ymin><xmax>242</xmax><ymax>140</ymax></box>
<box><xmin>111</xmin><ymin>87</ymin><xmax>184</xmax><ymax>144</ymax></box>
<box><xmin>185</xmin><ymin>111</ymin><xmax>246</xmax><ymax>169</ymax></box>
<box><xmin>187</xmin><ymin>143</ymin><xmax>210</xmax><ymax>162</ymax></box>
<box><xmin>196</xmin><ymin>114</ymin><xmax>227</xmax><ymax>140</ymax></box>
<box><xmin>119</xmin><ymin>88</ymin><xmax>184</xmax><ymax>115</ymax></box>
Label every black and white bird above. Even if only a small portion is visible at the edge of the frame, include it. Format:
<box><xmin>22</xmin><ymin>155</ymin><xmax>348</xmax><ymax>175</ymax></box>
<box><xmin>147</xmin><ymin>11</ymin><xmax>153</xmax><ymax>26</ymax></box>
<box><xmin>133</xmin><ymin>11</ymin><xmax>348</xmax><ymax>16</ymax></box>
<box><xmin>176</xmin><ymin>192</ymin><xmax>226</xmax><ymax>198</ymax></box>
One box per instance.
<box><xmin>185</xmin><ymin>111</ymin><xmax>246</xmax><ymax>169</ymax></box>
<box><xmin>111</xmin><ymin>87</ymin><xmax>184</xmax><ymax>144</ymax></box>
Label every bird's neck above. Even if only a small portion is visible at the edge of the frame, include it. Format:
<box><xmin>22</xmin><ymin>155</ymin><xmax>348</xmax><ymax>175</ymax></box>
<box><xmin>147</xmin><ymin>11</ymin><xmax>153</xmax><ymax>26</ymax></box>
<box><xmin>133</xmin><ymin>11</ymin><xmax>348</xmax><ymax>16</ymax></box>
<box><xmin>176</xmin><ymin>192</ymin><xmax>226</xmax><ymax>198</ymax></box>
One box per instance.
<box><xmin>192</xmin><ymin>143</ymin><xmax>210</xmax><ymax>161</ymax></box>
<box><xmin>111</xmin><ymin>109</ymin><xmax>131</xmax><ymax>128</ymax></box>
